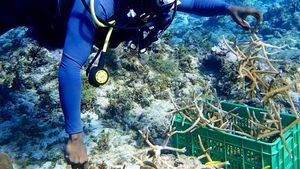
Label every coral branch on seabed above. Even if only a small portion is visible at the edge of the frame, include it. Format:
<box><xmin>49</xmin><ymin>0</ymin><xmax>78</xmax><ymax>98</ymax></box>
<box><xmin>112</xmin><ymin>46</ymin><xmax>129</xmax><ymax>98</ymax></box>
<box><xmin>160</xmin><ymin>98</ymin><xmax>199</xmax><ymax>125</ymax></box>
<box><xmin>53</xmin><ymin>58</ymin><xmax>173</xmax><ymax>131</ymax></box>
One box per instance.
<box><xmin>263</xmin><ymin>78</ymin><xmax>300</xmax><ymax>117</ymax></box>
<box><xmin>170</xmin><ymin>83</ymin><xmax>298</xmax><ymax>159</ymax></box>
<box><xmin>130</xmin><ymin>92</ymin><xmax>230</xmax><ymax>168</ymax></box>
<box><xmin>158</xmin><ymin>33</ymin><xmax>299</xmax><ymax>164</ymax></box>
<box><xmin>131</xmin><ymin>34</ymin><xmax>298</xmax><ymax>168</ymax></box>
<box><xmin>223</xmin><ymin>34</ymin><xmax>299</xmax><ymax>116</ymax></box>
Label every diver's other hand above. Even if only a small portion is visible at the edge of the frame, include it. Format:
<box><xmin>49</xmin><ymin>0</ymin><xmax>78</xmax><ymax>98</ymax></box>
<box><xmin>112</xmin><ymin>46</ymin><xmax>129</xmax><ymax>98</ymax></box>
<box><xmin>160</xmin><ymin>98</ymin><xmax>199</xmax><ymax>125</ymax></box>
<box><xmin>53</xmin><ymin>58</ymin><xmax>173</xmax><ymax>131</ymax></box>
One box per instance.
<box><xmin>228</xmin><ymin>6</ymin><xmax>263</xmax><ymax>32</ymax></box>
<box><xmin>66</xmin><ymin>132</ymin><xmax>88</xmax><ymax>165</ymax></box>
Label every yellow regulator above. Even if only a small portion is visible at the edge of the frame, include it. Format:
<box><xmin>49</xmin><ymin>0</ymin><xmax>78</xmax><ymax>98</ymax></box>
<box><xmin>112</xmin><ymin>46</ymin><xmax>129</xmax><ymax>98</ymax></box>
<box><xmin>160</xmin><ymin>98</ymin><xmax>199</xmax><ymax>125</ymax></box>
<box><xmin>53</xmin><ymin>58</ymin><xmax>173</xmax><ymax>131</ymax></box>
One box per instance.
<box><xmin>86</xmin><ymin>27</ymin><xmax>114</xmax><ymax>87</ymax></box>
<box><xmin>95</xmin><ymin>69</ymin><xmax>109</xmax><ymax>84</ymax></box>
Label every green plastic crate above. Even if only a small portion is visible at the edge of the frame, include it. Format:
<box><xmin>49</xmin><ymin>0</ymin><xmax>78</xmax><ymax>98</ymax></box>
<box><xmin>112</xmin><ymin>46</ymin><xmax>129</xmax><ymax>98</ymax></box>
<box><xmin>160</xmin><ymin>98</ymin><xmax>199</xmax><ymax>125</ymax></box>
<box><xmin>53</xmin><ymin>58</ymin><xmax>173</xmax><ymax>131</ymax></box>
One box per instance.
<box><xmin>171</xmin><ymin>101</ymin><xmax>300</xmax><ymax>169</ymax></box>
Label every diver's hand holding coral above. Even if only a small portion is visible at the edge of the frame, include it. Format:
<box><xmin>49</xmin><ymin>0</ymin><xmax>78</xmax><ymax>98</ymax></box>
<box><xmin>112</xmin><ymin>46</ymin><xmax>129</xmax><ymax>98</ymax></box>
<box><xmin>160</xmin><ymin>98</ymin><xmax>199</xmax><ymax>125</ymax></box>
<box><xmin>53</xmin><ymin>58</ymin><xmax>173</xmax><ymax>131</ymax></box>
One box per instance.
<box><xmin>65</xmin><ymin>133</ymin><xmax>88</xmax><ymax>166</ymax></box>
<box><xmin>228</xmin><ymin>5</ymin><xmax>263</xmax><ymax>32</ymax></box>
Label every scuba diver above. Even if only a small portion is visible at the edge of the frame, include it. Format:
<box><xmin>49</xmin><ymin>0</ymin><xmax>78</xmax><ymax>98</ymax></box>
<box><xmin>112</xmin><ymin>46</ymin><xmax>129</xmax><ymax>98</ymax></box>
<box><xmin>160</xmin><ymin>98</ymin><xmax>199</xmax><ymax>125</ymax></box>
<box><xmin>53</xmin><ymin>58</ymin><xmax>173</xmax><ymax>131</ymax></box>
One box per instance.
<box><xmin>0</xmin><ymin>0</ymin><xmax>262</xmax><ymax>166</ymax></box>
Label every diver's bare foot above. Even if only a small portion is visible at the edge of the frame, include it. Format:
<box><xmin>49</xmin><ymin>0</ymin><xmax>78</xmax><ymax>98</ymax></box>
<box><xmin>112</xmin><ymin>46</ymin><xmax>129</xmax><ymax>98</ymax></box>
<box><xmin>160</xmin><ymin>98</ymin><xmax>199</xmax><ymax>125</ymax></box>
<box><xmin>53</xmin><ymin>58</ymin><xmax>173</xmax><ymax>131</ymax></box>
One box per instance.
<box><xmin>66</xmin><ymin>133</ymin><xmax>88</xmax><ymax>164</ymax></box>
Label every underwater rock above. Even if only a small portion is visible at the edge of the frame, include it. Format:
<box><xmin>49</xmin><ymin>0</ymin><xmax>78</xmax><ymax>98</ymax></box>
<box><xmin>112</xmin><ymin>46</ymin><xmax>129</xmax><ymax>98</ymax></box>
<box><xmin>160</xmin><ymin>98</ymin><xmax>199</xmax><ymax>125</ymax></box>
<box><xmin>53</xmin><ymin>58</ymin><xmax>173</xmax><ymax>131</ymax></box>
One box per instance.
<box><xmin>0</xmin><ymin>153</ymin><xmax>13</xmax><ymax>169</ymax></box>
<box><xmin>126</xmin><ymin>100</ymin><xmax>174</xmax><ymax>138</ymax></box>
<box><xmin>200</xmin><ymin>40</ymin><xmax>240</xmax><ymax>78</ymax></box>
<box><xmin>201</xmin><ymin>54</ymin><xmax>223</xmax><ymax>74</ymax></box>
<box><xmin>211</xmin><ymin>40</ymin><xmax>240</xmax><ymax>63</ymax></box>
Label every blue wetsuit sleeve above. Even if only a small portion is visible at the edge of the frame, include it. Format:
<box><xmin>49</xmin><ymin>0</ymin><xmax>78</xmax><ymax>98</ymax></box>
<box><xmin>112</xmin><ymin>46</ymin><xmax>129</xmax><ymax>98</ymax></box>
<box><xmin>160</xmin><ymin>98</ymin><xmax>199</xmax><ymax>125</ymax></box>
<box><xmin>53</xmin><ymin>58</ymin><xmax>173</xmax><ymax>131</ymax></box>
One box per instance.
<box><xmin>178</xmin><ymin>0</ymin><xmax>230</xmax><ymax>16</ymax></box>
<box><xmin>59</xmin><ymin>0</ymin><xmax>95</xmax><ymax>134</ymax></box>
<box><xmin>59</xmin><ymin>0</ymin><xmax>115</xmax><ymax>134</ymax></box>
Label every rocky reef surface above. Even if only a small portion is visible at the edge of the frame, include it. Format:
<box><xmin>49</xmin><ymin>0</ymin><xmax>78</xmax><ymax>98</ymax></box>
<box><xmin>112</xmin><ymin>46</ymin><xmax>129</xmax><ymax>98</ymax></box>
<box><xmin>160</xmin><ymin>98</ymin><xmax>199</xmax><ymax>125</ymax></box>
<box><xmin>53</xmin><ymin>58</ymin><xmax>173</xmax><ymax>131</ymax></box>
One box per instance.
<box><xmin>0</xmin><ymin>0</ymin><xmax>299</xmax><ymax>168</ymax></box>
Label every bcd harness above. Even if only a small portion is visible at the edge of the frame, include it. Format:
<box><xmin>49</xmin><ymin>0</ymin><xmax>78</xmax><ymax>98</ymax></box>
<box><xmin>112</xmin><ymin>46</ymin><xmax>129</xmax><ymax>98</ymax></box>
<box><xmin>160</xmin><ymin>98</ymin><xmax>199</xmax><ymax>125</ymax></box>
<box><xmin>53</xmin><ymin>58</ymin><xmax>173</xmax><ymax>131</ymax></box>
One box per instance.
<box><xmin>81</xmin><ymin>0</ymin><xmax>178</xmax><ymax>87</ymax></box>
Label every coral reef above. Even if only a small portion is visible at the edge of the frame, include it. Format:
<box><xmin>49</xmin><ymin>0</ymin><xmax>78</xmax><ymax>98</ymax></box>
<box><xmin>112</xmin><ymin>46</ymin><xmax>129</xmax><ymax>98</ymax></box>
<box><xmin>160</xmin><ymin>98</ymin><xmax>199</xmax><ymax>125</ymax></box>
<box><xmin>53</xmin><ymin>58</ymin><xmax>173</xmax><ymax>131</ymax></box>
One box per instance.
<box><xmin>213</xmin><ymin>34</ymin><xmax>300</xmax><ymax>113</ymax></box>
<box><xmin>0</xmin><ymin>0</ymin><xmax>299</xmax><ymax>168</ymax></box>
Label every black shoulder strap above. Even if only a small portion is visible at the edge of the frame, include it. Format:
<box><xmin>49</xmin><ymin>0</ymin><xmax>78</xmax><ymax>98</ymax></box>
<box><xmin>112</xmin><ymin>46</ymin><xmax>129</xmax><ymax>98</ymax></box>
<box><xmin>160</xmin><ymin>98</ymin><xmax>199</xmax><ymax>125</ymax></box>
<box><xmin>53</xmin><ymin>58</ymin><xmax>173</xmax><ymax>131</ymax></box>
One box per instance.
<box><xmin>81</xmin><ymin>0</ymin><xmax>91</xmax><ymax>14</ymax></box>
<box><xmin>80</xmin><ymin>0</ymin><xmax>178</xmax><ymax>31</ymax></box>
<box><xmin>58</xmin><ymin>0</ymin><xmax>75</xmax><ymax>18</ymax></box>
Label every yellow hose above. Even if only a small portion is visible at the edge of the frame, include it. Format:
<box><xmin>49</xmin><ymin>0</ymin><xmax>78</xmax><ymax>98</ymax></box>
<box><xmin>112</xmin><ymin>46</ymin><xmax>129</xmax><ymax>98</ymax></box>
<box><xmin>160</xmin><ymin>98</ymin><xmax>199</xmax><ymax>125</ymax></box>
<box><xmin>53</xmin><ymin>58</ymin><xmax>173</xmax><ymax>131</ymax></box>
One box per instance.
<box><xmin>89</xmin><ymin>0</ymin><xmax>115</xmax><ymax>52</ymax></box>
<box><xmin>90</xmin><ymin>0</ymin><xmax>115</xmax><ymax>27</ymax></box>
<box><xmin>103</xmin><ymin>27</ymin><xmax>114</xmax><ymax>52</ymax></box>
